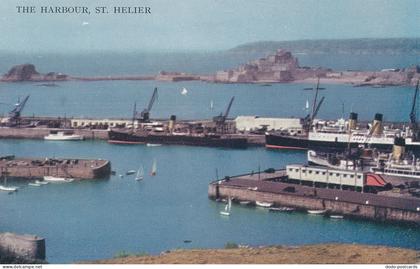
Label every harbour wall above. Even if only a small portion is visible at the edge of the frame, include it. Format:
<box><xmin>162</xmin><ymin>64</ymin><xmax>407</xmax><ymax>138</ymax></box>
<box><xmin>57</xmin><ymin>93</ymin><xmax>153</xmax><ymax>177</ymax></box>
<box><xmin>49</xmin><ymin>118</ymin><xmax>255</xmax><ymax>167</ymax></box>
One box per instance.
<box><xmin>208</xmin><ymin>180</ymin><xmax>420</xmax><ymax>224</ymax></box>
<box><xmin>0</xmin><ymin>127</ymin><xmax>108</xmax><ymax>140</ymax></box>
<box><xmin>0</xmin><ymin>233</ymin><xmax>45</xmax><ymax>261</ymax></box>
<box><xmin>0</xmin><ymin>159</ymin><xmax>111</xmax><ymax>179</ymax></box>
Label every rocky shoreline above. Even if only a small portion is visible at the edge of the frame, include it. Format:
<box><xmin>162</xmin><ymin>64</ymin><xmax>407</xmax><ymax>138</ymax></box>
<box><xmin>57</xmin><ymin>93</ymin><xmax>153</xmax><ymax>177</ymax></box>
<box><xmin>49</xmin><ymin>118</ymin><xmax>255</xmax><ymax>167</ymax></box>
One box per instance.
<box><xmin>2</xmin><ymin>49</ymin><xmax>419</xmax><ymax>87</ymax></box>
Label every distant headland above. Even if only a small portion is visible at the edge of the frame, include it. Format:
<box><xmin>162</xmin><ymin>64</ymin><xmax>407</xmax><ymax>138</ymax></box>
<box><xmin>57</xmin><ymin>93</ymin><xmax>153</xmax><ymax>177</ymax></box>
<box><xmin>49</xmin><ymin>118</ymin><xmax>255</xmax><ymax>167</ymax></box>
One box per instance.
<box><xmin>1</xmin><ymin>38</ymin><xmax>419</xmax><ymax>87</ymax></box>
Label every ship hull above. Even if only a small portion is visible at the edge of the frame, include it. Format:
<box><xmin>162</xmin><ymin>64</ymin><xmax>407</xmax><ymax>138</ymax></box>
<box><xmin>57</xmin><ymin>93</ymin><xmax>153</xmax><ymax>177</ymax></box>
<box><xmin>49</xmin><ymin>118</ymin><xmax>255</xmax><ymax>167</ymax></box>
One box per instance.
<box><xmin>266</xmin><ymin>133</ymin><xmax>420</xmax><ymax>151</ymax></box>
<box><xmin>108</xmin><ymin>130</ymin><xmax>247</xmax><ymax>149</ymax></box>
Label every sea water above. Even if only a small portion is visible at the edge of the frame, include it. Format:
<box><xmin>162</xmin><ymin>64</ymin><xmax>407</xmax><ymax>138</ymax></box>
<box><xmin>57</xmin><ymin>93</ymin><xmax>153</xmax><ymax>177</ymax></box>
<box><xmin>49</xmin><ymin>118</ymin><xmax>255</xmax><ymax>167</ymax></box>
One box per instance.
<box><xmin>0</xmin><ymin>52</ymin><xmax>418</xmax><ymax>263</ymax></box>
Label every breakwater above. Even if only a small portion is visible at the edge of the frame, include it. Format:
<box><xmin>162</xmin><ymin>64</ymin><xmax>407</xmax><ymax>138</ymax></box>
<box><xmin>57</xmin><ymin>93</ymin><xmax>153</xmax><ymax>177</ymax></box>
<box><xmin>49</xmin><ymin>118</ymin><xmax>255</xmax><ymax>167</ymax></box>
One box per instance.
<box><xmin>0</xmin><ymin>157</ymin><xmax>111</xmax><ymax>180</ymax></box>
<box><xmin>0</xmin><ymin>127</ymin><xmax>108</xmax><ymax>140</ymax></box>
<box><xmin>208</xmin><ymin>170</ymin><xmax>420</xmax><ymax>224</ymax></box>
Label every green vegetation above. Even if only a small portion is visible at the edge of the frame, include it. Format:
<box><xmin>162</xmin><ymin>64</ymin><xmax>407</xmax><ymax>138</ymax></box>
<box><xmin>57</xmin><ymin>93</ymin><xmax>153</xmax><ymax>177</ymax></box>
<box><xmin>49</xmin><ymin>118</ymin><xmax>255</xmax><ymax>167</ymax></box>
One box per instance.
<box><xmin>224</xmin><ymin>242</ymin><xmax>239</xmax><ymax>249</ymax></box>
<box><xmin>113</xmin><ymin>250</ymin><xmax>149</xmax><ymax>259</ymax></box>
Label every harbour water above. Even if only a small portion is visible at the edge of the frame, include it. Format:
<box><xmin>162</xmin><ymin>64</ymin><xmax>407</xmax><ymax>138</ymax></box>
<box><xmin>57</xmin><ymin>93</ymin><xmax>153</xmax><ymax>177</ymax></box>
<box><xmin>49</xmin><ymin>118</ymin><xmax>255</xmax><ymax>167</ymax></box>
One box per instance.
<box><xmin>0</xmin><ymin>52</ymin><xmax>419</xmax><ymax>263</ymax></box>
<box><xmin>0</xmin><ymin>140</ymin><xmax>418</xmax><ymax>263</ymax></box>
<box><xmin>0</xmin><ymin>79</ymin><xmax>416</xmax><ymax>122</ymax></box>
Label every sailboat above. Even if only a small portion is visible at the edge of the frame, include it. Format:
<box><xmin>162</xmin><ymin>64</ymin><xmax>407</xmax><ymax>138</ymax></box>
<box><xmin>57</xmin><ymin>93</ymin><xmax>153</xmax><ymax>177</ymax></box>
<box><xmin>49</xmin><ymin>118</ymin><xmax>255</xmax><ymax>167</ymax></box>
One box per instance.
<box><xmin>150</xmin><ymin>159</ymin><xmax>157</xmax><ymax>176</ymax></box>
<box><xmin>210</xmin><ymin>100</ymin><xmax>214</xmax><ymax>111</ymax></box>
<box><xmin>181</xmin><ymin>87</ymin><xmax>188</xmax><ymax>95</ymax></box>
<box><xmin>135</xmin><ymin>165</ymin><xmax>144</xmax><ymax>181</ymax></box>
<box><xmin>220</xmin><ymin>197</ymin><xmax>232</xmax><ymax>216</ymax></box>
<box><xmin>0</xmin><ymin>174</ymin><xmax>18</xmax><ymax>192</ymax></box>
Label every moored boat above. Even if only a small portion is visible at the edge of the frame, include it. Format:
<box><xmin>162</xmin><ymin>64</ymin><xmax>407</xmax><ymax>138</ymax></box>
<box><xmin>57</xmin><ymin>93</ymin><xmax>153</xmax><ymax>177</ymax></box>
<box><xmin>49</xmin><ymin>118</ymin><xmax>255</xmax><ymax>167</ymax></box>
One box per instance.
<box><xmin>43</xmin><ymin>176</ymin><xmax>74</xmax><ymax>183</ymax></box>
<box><xmin>44</xmin><ymin>131</ymin><xmax>84</xmax><ymax>141</ymax></box>
<box><xmin>255</xmin><ymin>201</ymin><xmax>273</xmax><ymax>208</ymax></box>
<box><xmin>108</xmin><ymin>129</ymin><xmax>248</xmax><ymax>149</ymax></box>
<box><xmin>307</xmin><ymin>209</ymin><xmax>328</xmax><ymax>215</ymax></box>
<box><xmin>0</xmin><ymin>185</ymin><xmax>18</xmax><ymax>192</ymax></box>
<box><xmin>269</xmin><ymin>207</ymin><xmax>295</xmax><ymax>212</ymax></box>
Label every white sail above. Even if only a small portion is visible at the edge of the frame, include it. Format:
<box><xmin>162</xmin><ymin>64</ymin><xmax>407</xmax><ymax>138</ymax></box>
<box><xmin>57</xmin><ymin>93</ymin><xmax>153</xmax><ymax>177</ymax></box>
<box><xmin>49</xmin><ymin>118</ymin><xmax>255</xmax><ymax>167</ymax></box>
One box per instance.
<box><xmin>220</xmin><ymin>197</ymin><xmax>232</xmax><ymax>216</ymax></box>
<box><xmin>135</xmin><ymin>165</ymin><xmax>144</xmax><ymax>181</ymax></box>
<box><xmin>181</xmin><ymin>87</ymin><xmax>188</xmax><ymax>95</ymax></box>
<box><xmin>151</xmin><ymin>159</ymin><xmax>157</xmax><ymax>176</ymax></box>
<box><xmin>210</xmin><ymin>100</ymin><xmax>214</xmax><ymax>110</ymax></box>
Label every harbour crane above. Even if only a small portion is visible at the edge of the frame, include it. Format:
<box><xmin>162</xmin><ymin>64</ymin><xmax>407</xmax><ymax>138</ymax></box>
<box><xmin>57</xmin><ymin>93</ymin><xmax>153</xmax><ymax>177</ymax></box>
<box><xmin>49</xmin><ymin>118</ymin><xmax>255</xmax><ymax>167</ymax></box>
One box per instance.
<box><xmin>303</xmin><ymin>78</ymin><xmax>325</xmax><ymax>131</ymax></box>
<box><xmin>7</xmin><ymin>95</ymin><xmax>30</xmax><ymax>126</ymax></box>
<box><xmin>410</xmin><ymin>80</ymin><xmax>419</xmax><ymax>140</ymax></box>
<box><xmin>213</xmin><ymin>96</ymin><xmax>235</xmax><ymax>133</ymax></box>
<box><xmin>136</xmin><ymin>87</ymin><xmax>158</xmax><ymax>122</ymax></box>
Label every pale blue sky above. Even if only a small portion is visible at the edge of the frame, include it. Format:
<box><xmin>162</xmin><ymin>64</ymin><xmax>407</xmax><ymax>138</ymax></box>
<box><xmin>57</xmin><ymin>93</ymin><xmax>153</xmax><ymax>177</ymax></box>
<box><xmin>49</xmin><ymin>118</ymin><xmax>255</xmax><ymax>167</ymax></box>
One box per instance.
<box><xmin>1</xmin><ymin>0</ymin><xmax>419</xmax><ymax>52</ymax></box>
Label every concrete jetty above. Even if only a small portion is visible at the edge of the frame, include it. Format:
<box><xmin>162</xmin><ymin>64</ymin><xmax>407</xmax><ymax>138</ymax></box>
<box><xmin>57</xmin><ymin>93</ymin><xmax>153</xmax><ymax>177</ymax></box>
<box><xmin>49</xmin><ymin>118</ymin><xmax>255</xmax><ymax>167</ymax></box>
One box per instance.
<box><xmin>0</xmin><ymin>156</ymin><xmax>111</xmax><ymax>180</ymax></box>
<box><xmin>208</xmin><ymin>170</ymin><xmax>420</xmax><ymax>224</ymax></box>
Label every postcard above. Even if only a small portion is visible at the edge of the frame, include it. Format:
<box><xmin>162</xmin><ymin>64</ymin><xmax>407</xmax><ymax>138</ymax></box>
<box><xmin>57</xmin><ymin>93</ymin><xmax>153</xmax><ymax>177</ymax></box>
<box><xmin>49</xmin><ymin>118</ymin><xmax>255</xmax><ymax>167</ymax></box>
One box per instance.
<box><xmin>0</xmin><ymin>0</ymin><xmax>418</xmax><ymax>266</ymax></box>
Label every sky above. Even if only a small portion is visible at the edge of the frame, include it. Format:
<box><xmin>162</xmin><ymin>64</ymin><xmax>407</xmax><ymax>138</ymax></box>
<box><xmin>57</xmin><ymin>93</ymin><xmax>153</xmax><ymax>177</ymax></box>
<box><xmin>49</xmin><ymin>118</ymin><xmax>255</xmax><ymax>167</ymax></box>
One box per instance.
<box><xmin>1</xmin><ymin>0</ymin><xmax>419</xmax><ymax>52</ymax></box>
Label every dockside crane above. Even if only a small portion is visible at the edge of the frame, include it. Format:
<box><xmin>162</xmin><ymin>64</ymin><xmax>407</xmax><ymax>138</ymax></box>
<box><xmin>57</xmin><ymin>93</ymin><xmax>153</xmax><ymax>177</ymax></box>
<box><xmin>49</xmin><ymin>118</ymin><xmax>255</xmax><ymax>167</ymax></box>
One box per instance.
<box><xmin>7</xmin><ymin>95</ymin><xmax>30</xmax><ymax>126</ymax></box>
<box><xmin>303</xmin><ymin>78</ymin><xmax>325</xmax><ymax>131</ymax></box>
<box><xmin>410</xmin><ymin>80</ymin><xmax>419</xmax><ymax>140</ymax></box>
<box><xmin>136</xmin><ymin>87</ymin><xmax>158</xmax><ymax>122</ymax></box>
<box><xmin>213</xmin><ymin>96</ymin><xmax>235</xmax><ymax>134</ymax></box>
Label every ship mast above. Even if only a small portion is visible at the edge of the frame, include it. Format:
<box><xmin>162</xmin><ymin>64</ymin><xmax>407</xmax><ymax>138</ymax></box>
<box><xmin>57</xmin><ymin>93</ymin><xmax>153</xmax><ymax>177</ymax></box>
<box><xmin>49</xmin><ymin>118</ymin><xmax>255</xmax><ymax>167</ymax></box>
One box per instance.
<box><xmin>410</xmin><ymin>80</ymin><xmax>419</xmax><ymax>139</ymax></box>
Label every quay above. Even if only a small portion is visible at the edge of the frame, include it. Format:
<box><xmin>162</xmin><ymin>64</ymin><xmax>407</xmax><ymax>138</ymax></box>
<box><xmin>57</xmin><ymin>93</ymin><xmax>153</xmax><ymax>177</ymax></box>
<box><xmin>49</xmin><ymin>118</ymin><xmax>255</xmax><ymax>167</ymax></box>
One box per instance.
<box><xmin>0</xmin><ymin>156</ymin><xmax>111</xmax><ymax>180</ymax></box>
<box><xmin>208</xmin><ymin>169</ymin><xmax>420</xmax><ymax>224</ymax></box>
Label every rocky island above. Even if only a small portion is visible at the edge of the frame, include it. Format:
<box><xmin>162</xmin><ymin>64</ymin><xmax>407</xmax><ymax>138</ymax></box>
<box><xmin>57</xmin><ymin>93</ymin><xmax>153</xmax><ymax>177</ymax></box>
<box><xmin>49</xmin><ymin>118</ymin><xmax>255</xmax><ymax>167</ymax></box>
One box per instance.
<box><xmin>1</xmin><ymin>63</ymin><xmax>68</xmax><ymax>82</ymax></box>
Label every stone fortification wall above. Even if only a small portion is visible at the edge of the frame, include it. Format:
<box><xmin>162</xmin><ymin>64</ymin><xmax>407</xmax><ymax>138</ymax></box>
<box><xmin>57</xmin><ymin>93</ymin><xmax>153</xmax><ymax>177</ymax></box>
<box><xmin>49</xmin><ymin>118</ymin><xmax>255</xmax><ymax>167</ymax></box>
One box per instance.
<box><xmin>0</xmin><ymin>233</ymin><xmax>45</xmax><ymax>261</ymax></box>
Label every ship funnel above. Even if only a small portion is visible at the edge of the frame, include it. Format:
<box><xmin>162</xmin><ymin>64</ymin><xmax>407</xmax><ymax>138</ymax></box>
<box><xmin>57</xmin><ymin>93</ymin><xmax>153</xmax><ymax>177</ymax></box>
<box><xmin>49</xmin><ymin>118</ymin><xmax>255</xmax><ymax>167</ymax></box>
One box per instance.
<box><xmin>372</xmin><ymin>113</ymin><xmax>383</xmax><ymax>136</ymax></box>
<box><xmin>392</xmin><ymin>137</ymin><xmax>406</xmax><ymax>161</ymax></box>
<box><xmin>169</xmin><ymin>115</ymin><xmax>176</xmax><ymax>132</ymax></box>
<box><xmin>348</xmin><ymin>112</ymin><xmax>358</xmax><ymax>130</ymax></box>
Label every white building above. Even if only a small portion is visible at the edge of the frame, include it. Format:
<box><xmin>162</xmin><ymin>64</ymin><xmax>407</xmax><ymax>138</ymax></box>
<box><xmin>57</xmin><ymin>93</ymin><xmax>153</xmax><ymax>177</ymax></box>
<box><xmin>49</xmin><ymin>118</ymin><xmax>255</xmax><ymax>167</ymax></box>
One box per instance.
<box><xmin>235</xmin><ymin>116</ymin><xmax>302</xmax><ymax>132</ymax></box>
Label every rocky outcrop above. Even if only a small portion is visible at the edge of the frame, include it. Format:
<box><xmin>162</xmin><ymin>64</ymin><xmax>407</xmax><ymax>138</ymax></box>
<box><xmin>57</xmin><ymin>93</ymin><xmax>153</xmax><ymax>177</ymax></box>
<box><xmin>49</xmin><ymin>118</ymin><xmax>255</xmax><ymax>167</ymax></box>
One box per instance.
<box><xmin>2</xmin><ymin>64</ymin><xmax>68</xmax><ymax>82</ymax></box>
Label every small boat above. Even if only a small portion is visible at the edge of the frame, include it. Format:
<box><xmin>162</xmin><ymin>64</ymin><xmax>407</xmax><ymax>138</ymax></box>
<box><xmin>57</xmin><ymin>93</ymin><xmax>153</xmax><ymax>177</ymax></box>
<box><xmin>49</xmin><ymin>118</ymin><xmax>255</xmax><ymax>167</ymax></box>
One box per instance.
<box><xmin>330</xmin><ymin>215</ymin><xmax>344</xmax><ymax>219</ymax></box>
<box><xmin>135</xmin><ymin>165</ymin><xmax>144</xmax><ymax>181</ymax></box>
<box><xmin>210</xmin><ymin>100</ymin><xmax>214</xmax><ymax>111</ymax></box>
<box><xmin>126</xmin><ymin>170</ymin><xmax>136</xmax><ymax>175</ymax></box>
<box><xmin>269</xmin><ymin>207</ymin><xmax>295</xmax><ymax>212</ymax></box>
<box><xmin>119</xmin><ymin>174</ymin><xmax>124</xmax><ymax>178</ymax></box>
<box><xmin>0</xmin><ymin>175</ymin><xmax>18</xmax><ymax>192</ymax></box>
<box><xmin>307</xmin><ymin>209</ymin><xmax>328</xmax><ymax>215</ymax></box>
<box><xmin>28</xmin><ymin>183</ymin><xmax>41</xmax><ymax>187</ymax></box>
<box><xmin>43</xmin><ymin>176</ymin><xmax>74</xmax><ymax>183</ymax></box>
<box><xmin>0</xmin><ymin>186</ymin><xmax>18</xmax><ymax>192</ymax></box>
<box><xmin>255</xmin><ymin>201</ymin><xmax>273</xmax><ymax>208</ymax></box>
<box><xmin>247</xmin><ymin>187</ymin><xmax>258</xmax><ymax>191</ymax></box>
<box><xmin>44</xmin><ymin>131</ymin><xmax>84</xmax><ymax>141</ymax></box>
<box><xmin>150</xmin><ymin>159</ymin><xmax>157</xmax><ymax>176</ymax></box>
<box><xmin>181</xmin><ymin>87</ymin><xmax>188</xmax><ymax>95</ymax></box>
<box><xmin>35</xmin><ymin>180</ymin><xmax>49</xmax><ymax>185</ymax></box>
<box><xmin>239</xmin><ymin>200</ymin><xmax>253</xmax><ymax>206</ymax></box>
<box><xmin>220</xmin><ymin>197</ymin><xmax>232</xmax><ymax>216</ymax></box>
<box><xmin>146</xmin><ymin>143</ymin><xmax>162</xmax><ymax>147</ymax></box>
